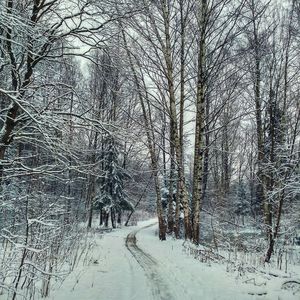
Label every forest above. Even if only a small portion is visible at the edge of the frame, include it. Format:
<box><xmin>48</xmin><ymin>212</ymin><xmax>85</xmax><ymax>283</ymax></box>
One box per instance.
<box><xmin>0</xmin><ymin>0</ymin><xmax>299</xmax><ymax>299</ymax></box>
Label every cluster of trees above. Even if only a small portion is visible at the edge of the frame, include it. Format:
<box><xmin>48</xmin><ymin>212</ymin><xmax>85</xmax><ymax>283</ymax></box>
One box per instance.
<box><xmin>120</xmin><ymin>0</ymin><xmax>299</xmax><ymax>261</ymax></box>
<box><xmin>0</xmin><ymin>0</ymin><xmax>147</xmax><ymax>298</ymax></box>
<box><xmin>0</xmin><ymin>0</ymin><xmax>299</xmax><ymax>298</ymax></box>
<box><xmin>117</xmin><ymin>0</ymin><xmax>299</xmax><ymax>263</ymax></box>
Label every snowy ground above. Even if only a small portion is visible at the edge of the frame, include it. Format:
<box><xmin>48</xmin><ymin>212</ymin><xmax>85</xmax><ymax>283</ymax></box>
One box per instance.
<box><xmin>49</xmin><ymin>219</ymin><xmax>300</xmax><ymax>300</ymax></box>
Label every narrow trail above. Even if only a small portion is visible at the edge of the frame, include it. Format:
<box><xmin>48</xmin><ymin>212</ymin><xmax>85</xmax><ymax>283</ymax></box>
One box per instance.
<box><xmin>125</xmin><ymin>223</ymin><xmax>173</xmax><ymax>300</ymax></box>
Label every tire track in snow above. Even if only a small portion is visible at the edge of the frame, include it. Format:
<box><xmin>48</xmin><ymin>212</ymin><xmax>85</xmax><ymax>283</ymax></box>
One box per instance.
<box><xmin>125</xmin><ymin>223</ymin><xmax>173</xmax><ymax>300</ymax></box>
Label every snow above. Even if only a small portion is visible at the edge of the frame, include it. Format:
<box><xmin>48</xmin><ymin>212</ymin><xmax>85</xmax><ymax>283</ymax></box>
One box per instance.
<box><xmin>49</xmin><ymin>219</ymin><xmax>300</xmax><ymax>300</ymax></box>
<box><xmin>49</xmin><ymin>221</ymin><xmax>154</xmax><ymax>300</ymax></box>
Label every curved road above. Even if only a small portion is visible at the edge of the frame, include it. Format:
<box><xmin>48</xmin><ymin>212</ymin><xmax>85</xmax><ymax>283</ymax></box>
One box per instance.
<box><xmin>51</xmin><ymin>221</ymin><xmax>288</xmax><ymax>300</ymax></box>
<box><xmin>125</xmin><ymin>224</ymin><xmax>173</xmax><ymax>300</ymax></box>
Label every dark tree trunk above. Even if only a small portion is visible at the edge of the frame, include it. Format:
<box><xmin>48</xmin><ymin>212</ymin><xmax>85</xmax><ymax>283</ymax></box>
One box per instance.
<box><xmin>105</xmin><ymin>212</ymin><xmax>109</xmax><ymax>227</ymax></box>
<box><xmin>111</xmin><ymin>208</ymin><xmax>116</xmax><ymax>228</ymax></box>
<box><xmin>265</xmin><ymin>238</ymin><xmax>274</xmax><ymax>263</ymax></box>
<box><xmin>117</xmin><ymin>211</ymin><xmax>122</xmax><ymax>225</ymax></box>
<box><xmin>99</xmin><ymin>209</ymin><xmax>103</xmax><ymax>226</ymax></box>
<box><xmin>87</xmin><ymin>204</ymin><xmax>93</xmax><ymax>228</ymax></box>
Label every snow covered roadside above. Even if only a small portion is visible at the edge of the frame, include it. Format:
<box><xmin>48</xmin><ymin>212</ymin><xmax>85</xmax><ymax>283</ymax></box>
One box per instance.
<box><xmin>49</xmin><ymin>220</ymin><xmax>155</xmax><ymax>300</ymax></box>
<box><xmin>137</xmin><ymin>224</ymin><xmax>300</xmax><ymax>300</ymax></box>
<box><xmin>49</xmin><ymin>219</ymin><xmax>300</xmax><ymax>300</ymax></box>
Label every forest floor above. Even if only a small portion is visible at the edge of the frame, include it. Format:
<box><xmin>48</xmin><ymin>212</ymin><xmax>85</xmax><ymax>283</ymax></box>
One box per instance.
<box><xmin>49</xmin><ymin>219</ymin><xmax>300</xmax><ymax>300</ymax></box>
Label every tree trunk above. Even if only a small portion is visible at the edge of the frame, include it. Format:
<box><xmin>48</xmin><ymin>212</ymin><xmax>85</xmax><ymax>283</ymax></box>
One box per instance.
<box><xmin>105</xmin><ymin>211</ymin><xmax>109</xmax><ymax>227</ymax></box>
<box><xmin>117</xmin><ymin>211</ymin><xmax>122</xmax><ymax>225</ymax></box>
<box><xmin>111</xmin><ymin>208</ymin><xmax>116</xmax><ymax>228</ymax></box>
<box><xmin>192</xmin><ymin>0</ymin><xmax>207</xmax><ymax>245</ymax></box>
<box><xmin>162</xmin><ymin>0</ymin><xmax>191</xmax><ymax>239</ymax></box>
<box><xmin>202</xmin><ymin>94</ymin><xmax>210</xmax><ymax>203</ymax></box>
<box><xmin>174</xmin><ymin>0</ymin><xmax>187</xmax><ymax>238</ymax></box>
<box><xmin>167</xmin><ymin>127</ymin><xmax>175</xmax><ymax>233</ymax></box>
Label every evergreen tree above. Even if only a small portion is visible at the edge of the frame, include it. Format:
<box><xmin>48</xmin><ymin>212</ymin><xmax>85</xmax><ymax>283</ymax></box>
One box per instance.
<box><xmin>95</xmin><ymin>135</ymin><xmax>133</xmax><ymax>227</ymax></box>
<box><xmin>233</xmin><ymin>180</ymin><xmax>250</xmax><ymax>225</ymax></box>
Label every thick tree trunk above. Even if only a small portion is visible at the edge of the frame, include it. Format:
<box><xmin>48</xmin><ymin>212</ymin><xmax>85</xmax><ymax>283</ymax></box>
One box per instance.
<box><xmin>117</xmin><ymin>211</ymin><xmax>122</xmax><ymax>225</ymax></box>
<box><xmin>174</xmin><ymin>179</ymin><xmax>181</xmax><ymax>238</ymax></box>
<box><xmin>100</xmin><ymin>208</ymin><xmax>103</xmax><ymax>226</ymax></box>
<box><xmin>167</xmin><ymin>127</ymin><xmax>175</xmax><ymax>233</ymax></box>
<box><xmin>105</xmin><ymin>211</ymin><xmax>109</xmax><ymax>227</ymax></box>
<box><xmin>192</xmin><ymin>0</ymin><xmax>207</xmax><ymax>245</ymax></box>
<box><xmin>87</xmin><ymin>204</ymin><xmax>93</xmax><ymax>228</ymax></box>
<box><xmin>174</xmin><ymin>0</ymin><xmax>187</xmax><ymax>238</ymax></box>
<box><xmin>111</xmin><ymin>208</ymin><xmax>116</xmax><ymax>228</ymax></box>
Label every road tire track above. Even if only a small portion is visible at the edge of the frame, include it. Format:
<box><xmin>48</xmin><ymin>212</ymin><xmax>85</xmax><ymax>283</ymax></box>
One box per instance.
<box><xmin>125</xmin><ymin>224</ymin><xmax>173</xmax><ymax>300</ymax></box>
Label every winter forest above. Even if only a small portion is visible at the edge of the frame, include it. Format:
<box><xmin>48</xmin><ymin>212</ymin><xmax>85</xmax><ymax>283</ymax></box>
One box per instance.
<box><xmin>0</xmin><ymin>0</ymin><xmax>299</xmax><ymax>299</ymax></box>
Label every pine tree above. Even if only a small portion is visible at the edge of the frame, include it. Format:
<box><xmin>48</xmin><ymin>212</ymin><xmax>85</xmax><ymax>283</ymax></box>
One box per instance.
<box><xmin>95</xmin><ymin>135</ymin><xmax>133</xmax><ymax>227</ymax></box>
<box><xmin>233</xmin><ymin>180</ymin><xmax>250</xmax><ymax>225</ymax></box>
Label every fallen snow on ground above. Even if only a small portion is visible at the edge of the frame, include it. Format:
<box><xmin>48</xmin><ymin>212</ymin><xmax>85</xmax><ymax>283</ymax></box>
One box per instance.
<box><xmin>49</xmin><ymin>219</ymin><xmax>300</xmax><ymax>300</ymax></box>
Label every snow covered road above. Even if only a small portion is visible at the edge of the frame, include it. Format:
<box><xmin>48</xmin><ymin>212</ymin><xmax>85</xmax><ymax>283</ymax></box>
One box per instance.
<box><xmin>125</xmin><ymin>223</ymin><xmax>173</xmax><ymax>300</ymax></box>
<box><xmin>50</xmin><ymin>220</ymin><xmax>300</xmax><ymax>300</ymax></box>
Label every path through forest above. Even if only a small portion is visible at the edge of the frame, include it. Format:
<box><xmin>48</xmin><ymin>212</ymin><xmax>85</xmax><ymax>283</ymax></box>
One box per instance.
<box><xmin>50</xmin><ymin>220</ymin><xmax>299</xmax><ymax>300</ymax></box>
<box><xmin>125</xmin><ymin>223</ymin><xmax>173</xmax><ymax>300</ymax></box>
